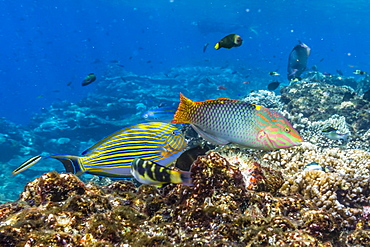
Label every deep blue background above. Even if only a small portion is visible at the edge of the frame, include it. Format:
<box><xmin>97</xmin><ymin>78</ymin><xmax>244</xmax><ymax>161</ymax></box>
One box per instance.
<box><xmin>1</xmin><ymin>0</ymin><xmax>369</xmax><ymax>124</ymax></box>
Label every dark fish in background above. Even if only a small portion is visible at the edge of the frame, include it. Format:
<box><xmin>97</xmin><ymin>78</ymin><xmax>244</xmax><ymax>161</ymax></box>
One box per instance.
<box><xmin>267</xmin><ymin>81</ymin><xmax>280</xmax><ymax>91</ymax></box>
<box><xmin>67</xmin><ymin>81</ymin><xmax>72</xmax><ymax>86</ymax></box>
<box><xmin>343</xmin><ymin>92</ymin><xmax>355</xmax><ymax>101</ymax></box>
<box><xmin>175</xmin><ymin>145</ymin><xmax>212</xmax><ymax>171</ymax></box>
<box><xmin>268</xmin><ymin>72</ymin><xmax>280</xmax><ymax>76</ymax></box>
<box><xmin>353</xmin><ymin>70</ymin><xmax>367</xmax><ymax>75</ymax></box>
<box><xmin>336</xmin><ymin>69</ymin><xmax>343</xmax><ymax>75</ymax></box>
<box><xmin>287</xmin><ymin>41</ymin><xmax>311</xmax><ymax>81</ymax></box>
<box><xmin>214</xmin><ymin>34</ymin><xmax>243</xmax><ymax>50</ymax></box>
<box><xmin>82</xmin><ymin>73</ymin><xmax>96</xmax><ymax>86</ymax></box>
<box><xmin>319</xmin><ymin>58</ymin><xmax>324</xmax><ymax>62</ymax></box>
<box><xmin>203</xmin><ymin>42</ymin><xmax>210</xmax><ymax>53</ymax></box>
<box><xmin>363</xmin><ymin>89</ymin><xmax>370</xmax><ymax>101</ymax></box>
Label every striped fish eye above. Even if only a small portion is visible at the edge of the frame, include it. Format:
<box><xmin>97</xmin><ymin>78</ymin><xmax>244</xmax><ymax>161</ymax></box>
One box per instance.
<box><xmin>284</xmin><ymin>127</ymin><xmax>291</xmax><ymax>133</ymax></box>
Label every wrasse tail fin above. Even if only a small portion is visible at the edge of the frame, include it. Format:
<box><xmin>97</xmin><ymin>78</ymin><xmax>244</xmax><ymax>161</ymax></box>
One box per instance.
<box><xmin>171</xmin><ymin>93</ymin><xmax>196</xmax><ymax>124</ymax></box>
<box><xmin>46</xmin><ymin>155</ymin><xmax>85</xmax><ymax>176</ymax></box>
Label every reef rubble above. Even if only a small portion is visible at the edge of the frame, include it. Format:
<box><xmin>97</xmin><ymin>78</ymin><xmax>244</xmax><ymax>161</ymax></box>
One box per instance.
<box><xmin>1</xmin><ymin>148</ymin><xmax>370</xmax><ymax>246</ymax></box>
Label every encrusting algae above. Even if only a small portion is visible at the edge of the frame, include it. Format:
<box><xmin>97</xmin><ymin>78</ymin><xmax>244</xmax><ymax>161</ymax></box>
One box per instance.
<box><xmin>1</xmin><ymin>149</ymin><xmax>370</xmax><ymax>246</ymax></box>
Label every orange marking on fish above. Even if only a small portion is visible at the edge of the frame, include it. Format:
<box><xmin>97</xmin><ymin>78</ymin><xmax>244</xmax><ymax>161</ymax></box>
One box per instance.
<box><xmin>255</xmin><ymin>112</ymin><xmax>270</xmax><ymax>122</ymax></box>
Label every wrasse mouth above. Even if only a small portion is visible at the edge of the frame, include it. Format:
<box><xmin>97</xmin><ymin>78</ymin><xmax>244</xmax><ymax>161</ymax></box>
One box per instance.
<box><xmin>292</xmin><ymin>138</ymin><xmax>304</xmax><ymax>146</ymax></box>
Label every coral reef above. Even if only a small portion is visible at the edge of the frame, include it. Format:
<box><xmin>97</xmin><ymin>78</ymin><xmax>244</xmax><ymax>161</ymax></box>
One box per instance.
<box><xmin>1</xmin><ymin>150</ymin><xmax>370</xmax><ymax>246</ymax></box>
<box><xmin>280</xmin><ymin>81</ymin><xmax>370</xmax><ymax>134</ymax></box>
<box><xmin>242</xmin><ymin>90</ymin><xmax>283</xmax><ymax>110</ymax></box>
<box><xmin>263</xmin><ymin>142</ymin><xmax>370</xmax><ymax>228</ymax></box>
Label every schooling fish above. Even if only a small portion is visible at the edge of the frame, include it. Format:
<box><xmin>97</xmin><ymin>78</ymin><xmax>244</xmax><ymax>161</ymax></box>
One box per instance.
<box><xmin>322</xmin><ymin>127</ymin><xmax>350</xmax><ymax>142</ymax></box>
<box><xmin>171</xmin><ymin>94</ymin><xmax>302</xmax><ymax>150</ymax></box>
<box><xmin>287</xmin><ymin>41</ymin><xmax>311</xmax><ymax>81</ymax></box>
<box><xmin>214</xmin><ymin>34</ymin><xmax>243</xmax><ymax>50</ymax></box>
<box><xmin>131</xmin><ymin>158</ymin><xmax>192</xmax><ymax>187</ymax></box>
<box><xmin>13</xmin><ymin>122</ymin><xmax>186</xmax><ymax>178</ymax></box>
<box><xmin>142</xmin><ymin>107</ymin><xmax>177</xmax><ymax>123</ymax></box>
<box><xmin>82</xmin><ymin>73</ymin><xmax>96</xmax><ymax>86</ymax></box>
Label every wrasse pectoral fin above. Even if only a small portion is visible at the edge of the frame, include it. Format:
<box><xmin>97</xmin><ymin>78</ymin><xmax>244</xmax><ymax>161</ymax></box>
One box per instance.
<box><xmin>12</xmin><ymin>155</ymin><xmax>42</xmax><ymax>175</ymax></box>
<box><xmin>191</xmin><ymin>124</ymin><xmax>230</xmax><ymax>145</ymax></box>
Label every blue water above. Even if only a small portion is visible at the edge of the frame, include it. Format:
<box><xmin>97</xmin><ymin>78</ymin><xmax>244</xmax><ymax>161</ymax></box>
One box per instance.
<box><xmin>1</xmin><ymin>0</ymin><xmax>370</xmax><ymax>201</ymax></box>
<box><xmin>1</xmin><ymin>0</ymin><xmax>369</xmax><ymax>124</ymax></box>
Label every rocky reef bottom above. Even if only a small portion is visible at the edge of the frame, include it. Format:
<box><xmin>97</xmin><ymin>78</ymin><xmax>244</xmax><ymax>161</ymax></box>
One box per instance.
<box><xmin>1</xmin><ymin>149</ymin><xmax>370</xmax><ymax>246</ymax></box>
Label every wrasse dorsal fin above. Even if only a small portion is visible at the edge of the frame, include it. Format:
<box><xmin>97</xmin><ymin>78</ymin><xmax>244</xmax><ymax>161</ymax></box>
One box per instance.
<box><xmin>200</xmin><ymin>98</ymin><xmax>239</xmax><ymax>105</ymax></box>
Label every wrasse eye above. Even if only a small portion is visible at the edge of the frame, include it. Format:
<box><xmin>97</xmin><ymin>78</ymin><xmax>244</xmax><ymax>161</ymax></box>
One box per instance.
<box><xmin>284</xmin><ymin>127</ymin><xmax>291</xmax><ymax>133</ymax></box>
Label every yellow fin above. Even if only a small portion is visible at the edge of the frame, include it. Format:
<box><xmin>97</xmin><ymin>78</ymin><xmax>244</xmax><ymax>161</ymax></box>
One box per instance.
<box><xmin>214</xmin><ymin>43</ymin><xmax>220</xmax><ymax>49</ymax></box>
<box><xmin>171</xmin><ymin>93</ymin><xmax>196</xmax><ymax>124</ymax></box>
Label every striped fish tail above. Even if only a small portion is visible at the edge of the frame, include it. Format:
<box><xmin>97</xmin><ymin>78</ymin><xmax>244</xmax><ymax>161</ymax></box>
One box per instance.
<box><xmin>46</xmin><ymin>155</ymin><xmax>85</xmax><ymax>176</ymax></box>
<box><xmin>171</xmin><ymin>93</ymin><xmax>196</xmax><ymax>124</ymax></box>
<box><xmin>170</xmin><ymin>170</ymin><xmax>193</xmax><ymax>186</ymax></box>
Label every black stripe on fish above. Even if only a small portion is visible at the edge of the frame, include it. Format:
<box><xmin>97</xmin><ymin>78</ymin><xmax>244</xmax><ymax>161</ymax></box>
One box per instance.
<box><xmin>12</xmin><ymin>155</ymin><xmax>42</xmax><ymax>175</ymax></box>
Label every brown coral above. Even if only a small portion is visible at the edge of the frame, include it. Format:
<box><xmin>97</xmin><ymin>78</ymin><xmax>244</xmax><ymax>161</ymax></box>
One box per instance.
<box><xmin>0</xmin><ymin>150</ymin><xmax>369</xmax><ymax>246</ymax></box>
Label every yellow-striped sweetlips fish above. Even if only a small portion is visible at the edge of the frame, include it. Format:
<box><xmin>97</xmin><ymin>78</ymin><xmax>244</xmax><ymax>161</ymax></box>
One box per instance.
<box><xmin>171</xmin><ymin>94</ymin><xmax>303</xmax><ymax>151</ymax></box>
<box><xmin>131</xmin><ymin>158</ymin><xmax>192</xmax><ymax>187</ymax></box>
<box><xmin>12</xmin><ymin>122</ymin><xmax>187</xmax><ymax>178</ymax></box>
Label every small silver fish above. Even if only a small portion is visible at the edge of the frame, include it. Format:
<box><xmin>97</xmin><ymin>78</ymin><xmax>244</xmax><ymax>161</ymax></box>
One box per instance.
<box><xmin>303</xmin><ymin>162</ymin><xmax>333</xmax><ymax>173</ymax></box>
<box><xmin>322</xmin><ymin>127</ymin><xmax>350</xmax><ymax>142</ymax></box>
<box><xmin>303</xmin><ymin>162</ymin><xmax>323</xmax><ymax>171</ymax></box>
